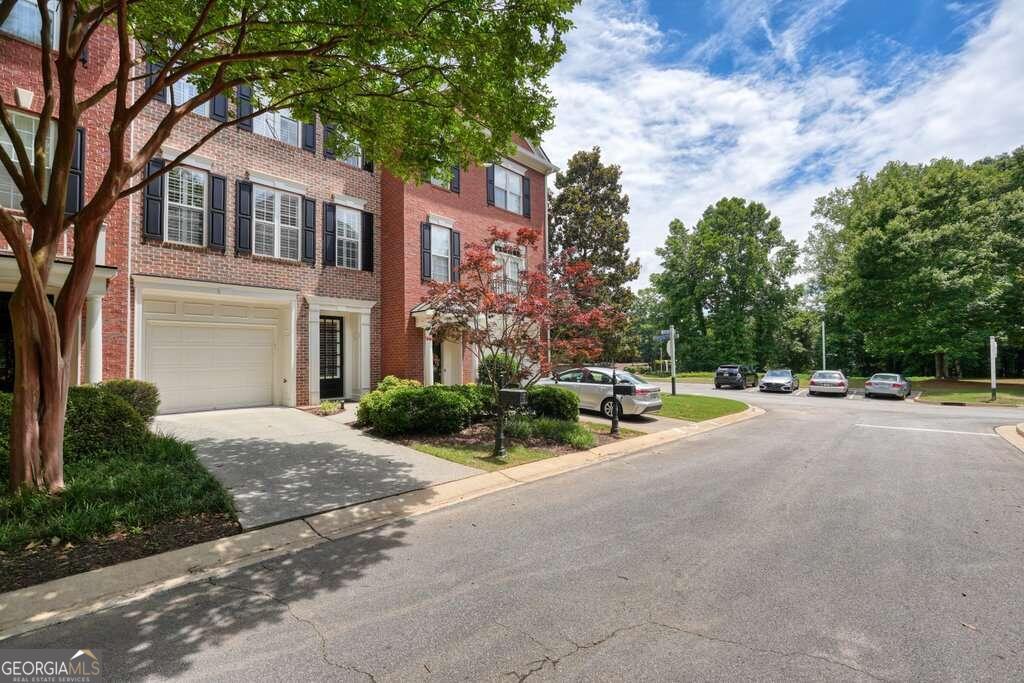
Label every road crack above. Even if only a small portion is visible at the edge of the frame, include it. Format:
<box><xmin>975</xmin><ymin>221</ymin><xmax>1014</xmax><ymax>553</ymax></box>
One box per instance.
<box><xmin>208</xmin><ymin>576</ymin><xmax>376</xmax><ymax>681</ymax></box>
<box><xmin>502</xmin><ymin>622</ymin><xmax>647</xmax><ymax>681</ymax></box>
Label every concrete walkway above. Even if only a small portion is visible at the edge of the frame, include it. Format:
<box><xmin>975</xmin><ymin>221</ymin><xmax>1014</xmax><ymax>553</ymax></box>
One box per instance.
<box><xmin>155</xmin><ymin>407</ymin><xmax>478</xmax><ymax>529</ymax></box>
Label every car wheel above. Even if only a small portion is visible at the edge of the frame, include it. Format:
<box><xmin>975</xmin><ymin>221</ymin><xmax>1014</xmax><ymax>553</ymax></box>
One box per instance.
<box><xmin>714</xmin><ymin>384</ymin><xmax>720</xmax><ymax>389</ymax></box>
<box><xmin>809</xmin><ymin>390</ymin><xmax>816</xmax><ymax>396</ymax></box>
<box><xmin>601</xmin><ymin>398</ymin><xmax>621</xmax><ymax>419</ymax></box>
<box><xmin>864</xmin><ymin>391</ymin><xmax>871</xmax><ymax>399</ymax></box>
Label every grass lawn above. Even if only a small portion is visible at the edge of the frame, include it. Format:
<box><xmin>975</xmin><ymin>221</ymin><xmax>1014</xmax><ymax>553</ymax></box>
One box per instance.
<box><xmin>410</xmin><ymin>420</ymin><xmax>643</xmax><ymax>472</ymax></box>
<box><xmin>0</xmin><ymin>434</ymin><xmax>235</xmax><ymax>551</ymax></box>
<box><xmin>915</xmin><ymin>379</ymin><xmax>1024</xmax><ymax>406</ymax></box>
<box><xmin>658</xmin><ymin>394</ymin><xmax>748</xmax><ymax>422</ymax></box>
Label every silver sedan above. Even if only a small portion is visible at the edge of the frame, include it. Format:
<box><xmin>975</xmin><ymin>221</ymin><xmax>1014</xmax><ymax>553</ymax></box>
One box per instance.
<box><xmin>864</xmin><ymin>373</ymin><xmax>912</xmax><ymax>399</ymax></box>
<box><xmin>538</xmin><ymin>367</ymin><xmax>663</xmax><ymax>418</ymax></box>
<box><xmin>808</xmin><ymin>370</ymin><xmax>849</xmax><ymax>397</ymax></box>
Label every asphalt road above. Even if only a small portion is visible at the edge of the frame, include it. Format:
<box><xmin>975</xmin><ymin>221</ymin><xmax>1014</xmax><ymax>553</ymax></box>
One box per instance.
<box><xmin>8</xmin><ymin>386</ymin><xmax>1024</xmax><ymax>681</ymax></box>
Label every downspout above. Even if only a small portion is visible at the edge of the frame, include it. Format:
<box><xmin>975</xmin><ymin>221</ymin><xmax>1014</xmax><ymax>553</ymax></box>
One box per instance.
<box><xmin>125</xmin><ymin>39</ymin><xmax>136</xmax><ymax>376</ymax></box>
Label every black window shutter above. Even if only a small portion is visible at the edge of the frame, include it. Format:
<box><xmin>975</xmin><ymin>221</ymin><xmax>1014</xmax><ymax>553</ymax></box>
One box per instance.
<box><xmin>302</xmin><ymin>196</ymin><xmax>316</xmax><ymax>264</ymax></box>
<box><xmin>362</xmin><ymin>159</ymin><xmax>374</xmax><ymax>173</ymax></box>
<box><xmin>142</xmin><ymin>158</ymin><xmax>164</xmax><ymax>240</ymax></box>
<box><xmin>451</xmin><ymin>230</ymin><xmax>461</xmax><ymax>282</ymax></box>
<box><xmin>301</xmin><ymin>123</ymin><xmax>316</xmax><ymax>153</ymax></box>
<box><xmin>236</xmin><ymin>86</ymin><xmax>253</xmax><ymax>131</ymax></box>
<box><xmin>323</xmin><ymin>203</ymin><xmax>337</xmax><ymax>266</ymax></box>
<box><xmin>65</xmin><ymin>127</ymin><xmax>85</xmax><ymax>216</ymax></box>
<box><xmin>421</xmin><ymin>222</ymin><xmax>432</xmax><ymax>281</ymax></box>
<box><xmin>146</xmin><ymin>62</ymin><xmax>165</xmax><ymax>102</ymax></box>
<box><xmin>323</xmin><ymin>125</ymin><xmax>335</xmax><ymax>159</ymax></box>
<box><xmin>450</xmin><ymin>166</ymin><xmax>460</xmax><ymax>193</ymax></box>
<box><xmin>235</xmin><ymin>180</ymin><xmax>253</xmax><ymax>254</ymax></box>
<box><xmin>208</xmin><ymin>174</ymin><xmax>226</xmax><ymax>251</ymax></box>
<box><xmin>79</xmin><ymin>44</ymin><xmax>88</xmax><ymax>66</ymax></box>
<box><xmin>522</xmin><ymin>175</ymin><xmax>531</xmax><ymax>218</ymax></box>
<box><xmin>361</xmin><ymin>211</ymin><xmax>374</xmax><ymax>272</ymax></box>
<box><xmin>210</xmin><ymin>93</ymin><xmax>228</xmax><ymax>122</ymax></box>
<box><xmin>486</xmin><ymin>164</ymin><xmax>495</xmax><ymax>205</ymax></box>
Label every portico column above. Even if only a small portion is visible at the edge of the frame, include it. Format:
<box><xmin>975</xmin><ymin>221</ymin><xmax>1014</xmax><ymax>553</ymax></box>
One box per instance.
<box><xmin>86</xmin><ymin>294</ymin><xmax>103</xmax><ymax>384</ymax></box>
<box><xmin>359</xmin><ymin>313</ymin><xmax>371</xmax><ymax>395</ymax></box>
<box><xmin>422</xmin><ymin>331</ymin><xmax>434</xmax><ymax>386</ymax></box>
<box><xmin>307</xmin><ymin>303</ymin><xmax>320</xmax><ymax>405</ymax></box>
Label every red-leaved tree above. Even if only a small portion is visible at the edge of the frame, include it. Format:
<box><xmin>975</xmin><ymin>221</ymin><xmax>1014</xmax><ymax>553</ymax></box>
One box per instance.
<box><xmin>424</xmin><ymin>226</ymin><xmax>620</xmax><ymax>456</ymax></box>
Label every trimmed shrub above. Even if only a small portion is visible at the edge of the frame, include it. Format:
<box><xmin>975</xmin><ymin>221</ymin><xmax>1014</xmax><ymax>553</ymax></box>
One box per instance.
<box><xmin>438</xmin><ymin>383</ymin><xmax>487</xmax><ymax>418</ymax></box>
<box><xmin>503</xmin><ymin>414</ymin><xmax>536</xmax><ymax>439</ymax></box>
<box><xmin>99</xmin><ymin>379</ymin><xmax>160</xmax><ymax>423</ymax></box>
<box><xmin>64</xmin><ymin>386</ymin><xmax>149</xmax><ymax>461</ymax></box>
<box><xmin>527</xmin><ymin>385</ymin><xmax>580</xmax><ymax>421</ymax></box>
<box><xmin>532</xmin><ymin>417</ymin><xmax>595</xmax><ymax>449</ymax></box>
<box><xmin>477</xmin><ymin>353</ymin><xmax>521</xmax><ymax>387</ymax></box>
<box><xmin>376</xmin><ymin>375</ymin><xmax>422</xmax><ymax>393</ymax></box>
<box><xmin>358</xmin><ymin>385</ymin><xmax>476</xmax><ymax>436</ymax></box>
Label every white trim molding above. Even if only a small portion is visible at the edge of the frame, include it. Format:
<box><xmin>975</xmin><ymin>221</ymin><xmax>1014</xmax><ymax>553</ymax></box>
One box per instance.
<box><xmin>427</xmin><ymin>213</ymin><xmax>455</xmax><ymax>229</ymax></box>
<box><xmin>161</xmin><ymin>147</ymin><xmax>215</xmax><ymax>171</ymax></box>
<box><xmin>246</xmin><ymin>170</ymin><xmax>307</xmax><ymax>195</ymax></box>
<box><xmin>331</xmin><ymin>193</ymin><xmax>367</xmax><ymax>211</ymax></box>
<box><xmin>305</xmin><ymin>295</ymin><xmax>376</xmax><ymax>402</ymax></box>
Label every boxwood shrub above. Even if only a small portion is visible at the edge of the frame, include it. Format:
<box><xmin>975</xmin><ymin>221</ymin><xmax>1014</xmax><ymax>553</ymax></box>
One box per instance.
<box><xmin>357</xmin><ymin>383</ymin><xmax>478</xmax><ymax>436</ymax></box>
<box><xmin>527</xmin><ymin>385</ymin><xmax>580</xmax><ymax>421</ymax></box>
<box><xmin>98</xmin><ymin>379</ymin><xmax>160</xmax><ymax>423</ymax></box>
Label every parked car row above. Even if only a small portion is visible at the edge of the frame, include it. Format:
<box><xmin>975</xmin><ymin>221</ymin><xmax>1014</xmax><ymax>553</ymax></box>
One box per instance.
<box><xmin>713</xmin><ymin>364</ymin><xmax>913</xmax><ymax>399</ymax></box>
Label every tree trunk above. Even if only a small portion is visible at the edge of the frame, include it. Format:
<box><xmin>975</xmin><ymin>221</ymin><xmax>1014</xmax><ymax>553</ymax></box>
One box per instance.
<box><xmin>7</xmin><ymin>280</ymin><xmax>71</xmax><ymax>494</ymax></box>
<box><xmin>934</xmin><ymin>352</ymin><xmax>947</xmax><ymax>379</ymax></box>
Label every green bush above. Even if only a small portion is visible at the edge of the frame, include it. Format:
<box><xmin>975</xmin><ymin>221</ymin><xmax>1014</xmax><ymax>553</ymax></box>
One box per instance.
<box><xmin>98</xmin><ymin>379</ymin><xmax>160</xmax><ymax>423</ymax></box>
<box><xmin>376</xmin><ymin>375</ymin><xmax>422</xmax><ymax>393</ymax></box>
<box><xmin>477</xmin><ymin>353</ymin><xmax>521</xmax><ymax>387</ymax></box>
<box><xmin>438</xmin><ymin>383</ymin><xmax>487</xmax><ymax>418</ymax></box>
<box><xmin>358</xmin><ymin>385</ymin><xmax>476</xmax><ymax>436</ymax></box>
<box><xmin>0</xmin><ymin>387</ymin><xmax>149</xmax><ymax>467</ymax></box>
<box><xmin>532</xmin><ymin>417</ymin><xmax>596</xmax><ymax>449</ymax></box>
<box><xmin>503</xmin><ymin>413</ymin><xmax>535</xmax><ymax>439</ymax></box>
<box><xmin>64</xmin><ymin>386</ymin><xmax>149</xmax><ymax>461</ymax></box>
<box><xmin>527</xmin><ymin>385</ymin><xmax>580</xmax><ymax>421</ymax></box>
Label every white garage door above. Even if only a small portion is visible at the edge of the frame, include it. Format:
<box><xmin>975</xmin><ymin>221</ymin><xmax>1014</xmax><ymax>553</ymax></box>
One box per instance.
<box><xmin>146</xmin><ymin>322</ymin><xmax>275</xmax><ymax>413</ymax></box>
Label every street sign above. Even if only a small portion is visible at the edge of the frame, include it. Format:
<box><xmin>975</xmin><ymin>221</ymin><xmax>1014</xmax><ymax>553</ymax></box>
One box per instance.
<box><xmin>654</xmin><ymin>333</ymin><xmax>669</xmax><ymax>342</ymax></box>
<box><xmin>660</xmin><ymin>329</ymin><xmax>672</xmax><ymax>335</ymax></box>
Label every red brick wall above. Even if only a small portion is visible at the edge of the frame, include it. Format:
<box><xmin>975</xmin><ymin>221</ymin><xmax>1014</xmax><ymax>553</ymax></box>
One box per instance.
<box><xmin>130</xmin><ymin>104</ymin><xmax>382</xmax><ymax>404</ymax></box>
<box><xmin>0</xmin><ymin>25</ymin><xmax>130</xmax><ymax>381</ymax></box>
<box><xmin>379</xmin><ymin>162</ymin><xmax>547</xmax><ymax>382</ymax></box>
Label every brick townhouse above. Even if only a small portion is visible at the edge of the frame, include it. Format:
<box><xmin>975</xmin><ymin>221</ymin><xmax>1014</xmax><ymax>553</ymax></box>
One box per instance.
<box><xmin>0</xmin><ymin>4</ymin><xmax>126</xmax><ymax>389</ymax></box>
<box><xmin>380</xmin><ymin>139</ymin><xmax>556</xmax><ymax>386</ymax></box>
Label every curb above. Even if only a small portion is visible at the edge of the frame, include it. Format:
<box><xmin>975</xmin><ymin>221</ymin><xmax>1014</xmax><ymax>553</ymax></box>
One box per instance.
<box><xmin>0</xmin><ymin>405</ymin><xmax>764</xmax><ymax>640</ymax></box>
<box><xmin>995</xmin><ymin>424</ymin><xmax>1024</xmax><ymax>455</ymax></box>
<box><xmin>1018</xmin><ymin>423</ymin><xmax>1024</xmax><ymax>439</ymax></box>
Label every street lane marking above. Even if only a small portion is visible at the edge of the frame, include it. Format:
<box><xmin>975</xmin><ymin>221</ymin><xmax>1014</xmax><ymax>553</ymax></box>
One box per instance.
<box><xmin>854</xmin><ymin>424</ymin><xmax>999</xmax><ymax>438</ymax></box>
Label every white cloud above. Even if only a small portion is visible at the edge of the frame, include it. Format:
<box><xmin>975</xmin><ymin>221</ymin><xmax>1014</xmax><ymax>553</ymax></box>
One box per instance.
<box><xmin>544</xmin><ymin>0</ymin><xmax>1024</xmax><ymax>288</ymax></box>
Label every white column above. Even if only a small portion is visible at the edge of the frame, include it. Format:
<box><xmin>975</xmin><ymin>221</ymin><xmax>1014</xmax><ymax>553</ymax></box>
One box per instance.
<box><xmin>469</xmin><ymin>347</ymin><xmax>478</xmax><ymax>385</ymax></box>
<box><xmin>86</xmin><ymin>294</ymin><xmax>103</xmax><ymax>384</ymax></box>
<box><xmin>307</xmin><ymin>303</ymin><xmax>320</xmax><ymax>405</ymax></box>
<box><xmin>359</xmin><ymin>313</ymin><xmax>371</xmax><ymax>395</ymax></box>
<box><xmin>422</xmin><ymin>331</ymin><xmax>434</xmax><ymax>386</ymax></box>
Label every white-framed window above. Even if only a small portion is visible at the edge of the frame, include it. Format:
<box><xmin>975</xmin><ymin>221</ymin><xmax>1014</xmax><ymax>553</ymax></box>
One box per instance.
<box><xmin>493</xmin><ymin>164</ymin><xmax>524</xmax><ymax>215</ymax></box>
<box><xmin>429</xmin><ymin>175</ymin><xmax>449</xmax><ymax>189</ymax></box>
<box><xmin>0</xmin><ymin>112</ymin><xmax>55</xmax><ymax>210</ymax></box>
<box><xmin>335</xmin><ymin>206</ymin><xmax>361</xmax><ymax>269</ymax></box>
<box><xmin>168</xmin><ymin>78</ymin><xmax>208</xmax><ymax>116</ymax></box>
<box><xmin>493</xmin><ymin>241</ymin><xmax>525</xmax><ymax>293</ymax></box>
<box><xmin>430</xmin><ymin>224</ymin><xmax>451</xmax><ymax>282</ymax></box>
<box><xmin>253</xmin><ymin>109</ymin><xmax>299</xmax><ymax>147</ymax></box>
<box><xmin>341</xmin><ymin>143</ymin><xmax>362</xmax><ymax>168</ymax></box>
<box><xmin>164</xmin><ymin>166</ymin><xmax>206</xmax><ymax>246</ymax></box>
<box><xmin>253</xmin><ymin>186</ymin><xmax>300</xmax><ymax>260</ymax></box>
<box><xmin>1</xmin><ymin>0</ymin><xmax>59</xmax><ymax>48</ymax></box>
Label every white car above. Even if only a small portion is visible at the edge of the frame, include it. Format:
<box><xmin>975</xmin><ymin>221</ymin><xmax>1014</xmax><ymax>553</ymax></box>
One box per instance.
<box><xmin>808</xmin><ymin>370</ymin><xmax>849</xmax><ymax>397</ymax></box>
<box><xmin>537</xmin><ymin>367</ymin><xmax>662</xmax><ymax>417</ymax></box>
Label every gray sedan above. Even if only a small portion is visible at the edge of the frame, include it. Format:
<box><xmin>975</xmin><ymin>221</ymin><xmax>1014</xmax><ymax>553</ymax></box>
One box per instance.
<box><xmin>538</xmin><ymin>367</ymin><xmax>662</xmax><ymax>418</ymax></box>
<box><xmin>759</xmin><ymin>369</ymin><xmax>799</xmax><ymax>393</ymax></box>
<box><xmin>808</xmin><ymin>370</ymin><xmax>849</xmax><ymax>397</ymax></box>
<box><xmin>864</xmin><ymin>373</ymin><xmax>912</xmax><ymax>399</ymax></box>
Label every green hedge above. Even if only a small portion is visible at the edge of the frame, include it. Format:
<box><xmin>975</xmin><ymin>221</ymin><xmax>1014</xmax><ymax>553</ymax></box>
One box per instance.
<box><xmin>527</xmin><ymin>385</ymin><xmax>579</xmax><ymax>421</ymax></box>
<box><xmin>357</xmin><ymin>382</ymin><xmax>479</xmax><ymax>436</ymax></box>
<box><xmin>477</xmin><ymin>353</ymin><xmax>521</xmax><ymax>387</ymax></box>
<box><xmin>503</xmin><ymin>414</ymin><xmax>595</xmax><ymax>449</ymax></box>
<box><xmin>98</xmin><ymin>379</ymin><xmax>160</xmax><ymax>423</ymax></box>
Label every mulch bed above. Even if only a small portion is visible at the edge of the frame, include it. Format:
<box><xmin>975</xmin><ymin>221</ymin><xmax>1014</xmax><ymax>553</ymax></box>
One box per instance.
<box><xmin>0</xmin><ymin>513</ymin><xmax>241</xmax><ymax>593</ymax></box>
<box><xmin>395</xmin><ymin>421</ymin><xmax>626</xmax><ymax>453</ymax></box>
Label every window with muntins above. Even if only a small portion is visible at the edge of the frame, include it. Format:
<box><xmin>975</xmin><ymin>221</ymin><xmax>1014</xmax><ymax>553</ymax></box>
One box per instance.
<box><xmin>493</xmin><ymin>165</ymin><xmax>524</xmax><ymax>215</ymax></box>
<box><xmin>1</xmin><ymin>0</ymin><xmax>59</xmax><ymax>47</ymax></box>
<box><xmin>253</xmin><ymin>110</ymin><xmax>299</xmax><ymax>147</ymax></box>
<box><xmin>165</xmin><ymin>166</ymin><xmax>206</xmax><ymax>245</ymax></box>
<box><xmin>493</xmin><ymin>241</ymin><xmax>525</xmax><ymax>293</ymax></box>
<box><xmin>253</xmin><ymin>186</ymin><xmax>300</xmax><ymax>260</ymax></box>
<box><xmin>430</xmin><ymin>225</ymin><xmax>451</xmax><ymax>282</ymax></box>
<box><xmin>0</xmin><ymin>112</ymin><xmax>54</xmax><ymax>210</ymax></box>
<box><xmin>335</xmin><ymin>206</ymin><xmax>361</xmax><ymax>269</ymax></box>
<box><xmin>341</xmin><ymin>144</ymin><xmax>363</xmax><ymax>168</ymax></box>
<box><xmin>168</xmin><ymin>79</ymin><xmax>208</xmax><ymax>116</ymax></box>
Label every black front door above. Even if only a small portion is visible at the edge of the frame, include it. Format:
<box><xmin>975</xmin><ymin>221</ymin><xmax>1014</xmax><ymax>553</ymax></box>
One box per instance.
<box><xmin>0</xmin><ymin>293</ymin><xmax>14</xmax><ymax>393</ymax></box>
<box><xmin>319</xmin><ymin>316</ymin><xmax>344</xmax><ymax>399</ymax></box>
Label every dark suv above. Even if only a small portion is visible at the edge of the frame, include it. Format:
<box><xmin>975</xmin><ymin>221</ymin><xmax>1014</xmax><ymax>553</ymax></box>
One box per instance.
<box><xmin>715</xmin><ymin>364</ymin><xmax>758</xmax><ymax>389</ymax></box>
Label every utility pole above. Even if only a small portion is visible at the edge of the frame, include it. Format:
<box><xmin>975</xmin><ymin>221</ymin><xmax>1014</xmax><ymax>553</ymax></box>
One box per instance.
<box><xmin>670</xmin><ymin>325</ymin><xmax>677</xmax><ymax>396</ymax></box>
<box><xmin>821</xmin><ymin>320</ymin><xmax>826</xmax><ymax>370</ymax></box>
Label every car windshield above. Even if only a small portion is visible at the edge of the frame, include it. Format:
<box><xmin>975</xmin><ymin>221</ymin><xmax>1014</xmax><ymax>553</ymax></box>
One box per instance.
<box><xmin>765</xmin><ymin>370</ymin><xmax>791</xmax><ymax>378</ymax></box>
<box><xmin>611</xmin><ymin>371</ymin><xmax>642</xmax><ymax>385</ymax></box>
<box><xmin>718</xmin><ymin>365</ymin><xmax>738</xmax><ymax>371</ymax></box>
<box><xmin>872</xmin><ymin>374</ymin><xmax>899</xmax><ymax>382</ymax></box>
<box><xmin>813</xmin><ymin>371</ymin><xmax>844</xmax><ymax>380</ymax></box>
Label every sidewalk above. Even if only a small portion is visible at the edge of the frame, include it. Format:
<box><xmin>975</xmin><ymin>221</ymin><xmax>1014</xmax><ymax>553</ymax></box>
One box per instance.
<box><xmin>0</xmin><ymin>405</ymin><xmax>764</xmax><ymax>640</ymax></box>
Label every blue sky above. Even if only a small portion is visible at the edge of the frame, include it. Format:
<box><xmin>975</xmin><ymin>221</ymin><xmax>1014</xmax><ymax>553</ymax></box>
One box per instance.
<box><xmin>544</xmin><ymin>0</ymin><xmax>1022</xmax><ymax>287</ymax></box>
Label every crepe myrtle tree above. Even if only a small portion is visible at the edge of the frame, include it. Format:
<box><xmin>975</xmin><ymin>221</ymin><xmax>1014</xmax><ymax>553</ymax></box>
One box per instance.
<box><xmin>424</xmin><ymin>226</ymin><xmax>616</xmax><ymax>458</ymax></box>
<box><xmin>0</xmin><ymin>0</ymin><xmax>576</xmax><ymax>492</ymax></box>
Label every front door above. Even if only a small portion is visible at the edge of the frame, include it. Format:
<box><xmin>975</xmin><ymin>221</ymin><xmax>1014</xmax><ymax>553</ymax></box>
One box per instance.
<box><xmin>0</xmin><ymin>293</ymin><xmax>13</xmax><ymax>392</ymax></box>
<box><xmin>319</xmin><ymin>316</ymin><xmax>344</xmax><ymax>399</ymax></box>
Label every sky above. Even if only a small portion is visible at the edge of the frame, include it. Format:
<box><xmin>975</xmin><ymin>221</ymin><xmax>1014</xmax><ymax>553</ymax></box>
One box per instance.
<box><xmin>543</xmin><ymin>0</ymin><xmax>1024</xmax><ymax>288</ymax></box>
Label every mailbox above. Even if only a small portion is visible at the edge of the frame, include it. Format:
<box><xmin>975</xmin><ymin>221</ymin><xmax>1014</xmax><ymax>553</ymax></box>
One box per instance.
<box><xmin>612</xmin><ymin>383</ymin><xmax>636</xmax><ymax>396</ymax></box>
<box><xmin>499</xmin><ymin>388</ymin><xmax>528</xmax><ymax>407</ymax></box>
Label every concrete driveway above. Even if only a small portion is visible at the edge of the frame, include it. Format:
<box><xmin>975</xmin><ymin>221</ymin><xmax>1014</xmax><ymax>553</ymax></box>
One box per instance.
<box><xmin>155</xmin><ymin>407</ymin><xmax>478</xmax><ymax>529</ymax></box>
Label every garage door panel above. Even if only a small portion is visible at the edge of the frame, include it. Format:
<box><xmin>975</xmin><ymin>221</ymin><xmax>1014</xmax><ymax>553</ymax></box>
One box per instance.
<box><xmin>146</xmin><ymin>321</ymin><xmax>276</xmax><ymax>414</ymax></box>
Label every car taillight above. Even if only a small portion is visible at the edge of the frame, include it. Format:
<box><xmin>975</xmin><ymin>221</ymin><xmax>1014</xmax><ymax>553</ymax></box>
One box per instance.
<box><xmin>839</xmin><ymin>381</ymin><xmax>846</xmax><ymax>386</ymax></box>
<box><xmin>892</xmin><ymin>383</ymin><xmax>902</xmax><ymax>388</ymax></box>
<box><xmin>636</xmin><ymin>388</ymin><xmax>655</xmax><ymax>396</ymax></box>
<box><xmin>865</xmin><ymin>381</ymin><xmax>873</xmax><ymax>387</ymax></box>
<box><xmin>810</xmin><ymin>380</ymin><xmax>818</xmax><ymax>385</ymax></box>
